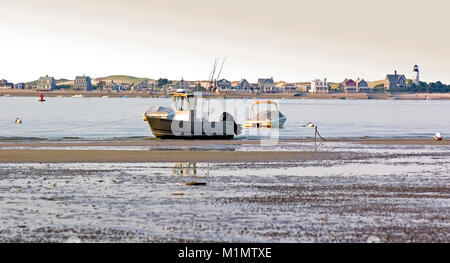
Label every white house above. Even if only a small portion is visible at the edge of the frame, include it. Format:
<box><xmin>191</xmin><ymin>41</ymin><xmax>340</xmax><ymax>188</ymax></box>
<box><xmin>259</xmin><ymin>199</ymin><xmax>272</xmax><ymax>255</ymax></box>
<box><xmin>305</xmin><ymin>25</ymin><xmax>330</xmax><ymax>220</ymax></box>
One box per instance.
<box><xmin>310</xmin><ymin>78</ymin><xmax>328</xmax><ymax>93</ymax></box>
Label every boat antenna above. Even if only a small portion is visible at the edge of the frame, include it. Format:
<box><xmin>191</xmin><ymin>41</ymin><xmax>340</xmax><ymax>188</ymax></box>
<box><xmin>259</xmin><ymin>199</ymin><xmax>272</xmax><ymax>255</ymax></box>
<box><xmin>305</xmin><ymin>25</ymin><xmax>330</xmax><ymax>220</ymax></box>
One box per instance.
<box><xmin>209</xmin><ymin>58</ymin><xmax>219</xmax><ymax>93</ymax></box>
<box><xmin>216</xmin><ymin>58</ymin><xmax>226</xmax><ymax>81</ymax></box>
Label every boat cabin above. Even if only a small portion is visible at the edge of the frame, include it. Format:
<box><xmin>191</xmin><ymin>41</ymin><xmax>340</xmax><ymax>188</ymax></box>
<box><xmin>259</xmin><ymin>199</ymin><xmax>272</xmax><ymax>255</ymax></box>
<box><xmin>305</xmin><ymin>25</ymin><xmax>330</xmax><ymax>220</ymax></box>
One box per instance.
<box><xmin>171</xmin><ymin>92</ymin><xmax>199</xmax><ymax>121</ymax></box>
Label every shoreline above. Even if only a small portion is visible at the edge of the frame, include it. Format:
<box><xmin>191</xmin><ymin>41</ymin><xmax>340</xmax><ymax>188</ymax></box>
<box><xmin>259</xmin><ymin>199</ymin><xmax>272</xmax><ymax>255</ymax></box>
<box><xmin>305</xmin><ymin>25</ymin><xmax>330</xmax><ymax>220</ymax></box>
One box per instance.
<box><xmin>0</xmin><ymin>138</ymin><xmax>448</xmax><ymax>148</ymax></box>
<box><xmin>2</xmin><ymin>90</ymin><xmax>450</xmax><ymax>100</ymax></box>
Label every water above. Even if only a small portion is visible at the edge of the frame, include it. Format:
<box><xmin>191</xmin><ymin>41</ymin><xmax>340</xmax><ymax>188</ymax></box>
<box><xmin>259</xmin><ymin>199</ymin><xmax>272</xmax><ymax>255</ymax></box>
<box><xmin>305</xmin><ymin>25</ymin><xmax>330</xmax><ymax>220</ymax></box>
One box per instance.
<box><xmin>0</xmin><ymin>96</ymin><xmax>449</xmax><ymax>140</ymax></box>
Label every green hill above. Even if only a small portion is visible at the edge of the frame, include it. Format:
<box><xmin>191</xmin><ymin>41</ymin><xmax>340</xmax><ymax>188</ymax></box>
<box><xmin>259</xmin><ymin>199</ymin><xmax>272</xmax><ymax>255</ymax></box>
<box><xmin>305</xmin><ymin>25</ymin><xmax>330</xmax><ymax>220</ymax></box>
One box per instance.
<box><xmin>96</xmin><ymin>75</ymin><xmax>154</xmax><ymax>85</ymax></box>
<box><xmin>329</xmin><ymin>83</ymin><xmax>341</xmax><ymax>90</ymax></box>
<box><xmin>368</xmin><ymin>80</ymin><xmax>384</xmax><ymax>88</ymax></box>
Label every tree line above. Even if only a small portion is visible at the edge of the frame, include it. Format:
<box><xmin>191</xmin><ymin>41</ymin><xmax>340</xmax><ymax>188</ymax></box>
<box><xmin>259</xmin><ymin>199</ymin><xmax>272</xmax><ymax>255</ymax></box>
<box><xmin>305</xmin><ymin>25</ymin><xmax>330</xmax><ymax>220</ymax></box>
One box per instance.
<box><xmin>406</xmin><ymin>81</ymin><xmax>450</xmax><ymax>93</ymax></box>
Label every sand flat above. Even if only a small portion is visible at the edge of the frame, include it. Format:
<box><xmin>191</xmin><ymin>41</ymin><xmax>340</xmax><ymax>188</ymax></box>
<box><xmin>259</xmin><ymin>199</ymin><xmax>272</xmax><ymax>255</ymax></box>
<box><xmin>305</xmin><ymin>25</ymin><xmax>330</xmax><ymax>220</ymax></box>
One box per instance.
<box><xmin>0</xmin><ymin>149</ymin><xmax>344</xmax><ymax>163</ymax></box>
<box><xmin>0</xmin><ymin>138</ymin><xmax>448</xmax><ymax>148</ymax></box>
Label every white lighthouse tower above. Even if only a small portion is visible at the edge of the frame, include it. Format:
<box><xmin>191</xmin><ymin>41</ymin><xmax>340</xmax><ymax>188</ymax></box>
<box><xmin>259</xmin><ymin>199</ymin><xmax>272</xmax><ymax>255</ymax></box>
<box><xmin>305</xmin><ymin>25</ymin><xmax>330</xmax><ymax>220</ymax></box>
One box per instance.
<box><xmin>412</xmin><ymin>64</ymin><xmax>419</xmax><ymax>85</ymax></box>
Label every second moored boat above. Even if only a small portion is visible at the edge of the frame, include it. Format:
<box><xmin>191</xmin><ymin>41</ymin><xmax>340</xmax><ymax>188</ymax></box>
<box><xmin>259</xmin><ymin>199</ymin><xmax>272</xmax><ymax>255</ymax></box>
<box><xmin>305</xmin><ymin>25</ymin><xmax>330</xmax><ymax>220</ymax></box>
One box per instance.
<box><xmin>244</xmin><ymin>100</ymin><xmax>287</xmax><ymax>128</ymax></box>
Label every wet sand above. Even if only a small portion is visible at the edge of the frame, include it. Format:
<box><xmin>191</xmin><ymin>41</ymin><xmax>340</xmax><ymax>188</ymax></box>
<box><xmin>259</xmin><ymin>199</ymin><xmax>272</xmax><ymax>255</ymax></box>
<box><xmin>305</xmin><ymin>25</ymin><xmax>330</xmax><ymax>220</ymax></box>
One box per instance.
<box><xmin>0</xmin><ymin>138</ymin><xmax>448</xmax><ymax>148</ymax></box>
<box><xmin>0</xmin><ymin>149</ymin><xmax>344</xmax><ymax>163</ymax></box>
<box><xmin>0</xmin><ymin>138</ymin><xmax>447</xmax><ymax>163</ymax></box>
<box><xmin>0</xmin><ymin>148</ymin><xmax>448</xmax><ymax>242</ymax></box>
<box><xmin>0</xmin><ymin>139</ymin><xmax>448</xmax><ymax>242</ymax></box>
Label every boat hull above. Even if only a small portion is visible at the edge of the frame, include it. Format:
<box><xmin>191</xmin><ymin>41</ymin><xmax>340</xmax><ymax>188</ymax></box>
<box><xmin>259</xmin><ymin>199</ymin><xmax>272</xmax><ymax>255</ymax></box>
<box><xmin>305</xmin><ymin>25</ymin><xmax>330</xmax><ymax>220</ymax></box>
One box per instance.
<box><xmin>145</xmin><ymin>115</ymin><xmax>236</xmax><ymax>139</ymax></box>
<box><xmin>244</xmin><ymin>116</ymin><xmax>287</xmax><ymax>128</ymax></box>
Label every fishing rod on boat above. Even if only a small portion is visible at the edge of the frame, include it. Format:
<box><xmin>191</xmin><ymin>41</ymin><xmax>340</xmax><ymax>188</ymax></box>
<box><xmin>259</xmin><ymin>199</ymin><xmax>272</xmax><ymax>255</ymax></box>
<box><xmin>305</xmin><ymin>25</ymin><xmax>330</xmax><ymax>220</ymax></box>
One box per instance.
<box><xmin>216</xmin><ymin>58</ymin><xmax>226</xmax><ymax>81</ymax></box>
<box><xmin>208</xmin><ymin>58</ymin><xmax>219</xmax><ymax>93</ymax></box>
<box><xmin>215</xmin><ymin>58</ymin><xmax>226</xmax><ymax>94</ymax></box>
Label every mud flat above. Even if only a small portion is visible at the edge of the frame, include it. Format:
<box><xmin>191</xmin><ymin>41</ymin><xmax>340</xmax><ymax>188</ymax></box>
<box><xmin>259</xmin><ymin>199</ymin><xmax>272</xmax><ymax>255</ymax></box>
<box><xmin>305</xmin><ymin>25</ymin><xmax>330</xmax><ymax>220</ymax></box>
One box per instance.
<box><xmin>0</xmin><ymin>149</ymin><xmax>346</xmax><ymax>163</ymax></box>
<box><xmin>0</xmin><ymin>142</ymin><xmax>449</xmax><ymax>242</ymax></box>
<box><xmin>0</xmin><ymin>138</ymin><xmax>448</xmax><ymax>148</ymax></box>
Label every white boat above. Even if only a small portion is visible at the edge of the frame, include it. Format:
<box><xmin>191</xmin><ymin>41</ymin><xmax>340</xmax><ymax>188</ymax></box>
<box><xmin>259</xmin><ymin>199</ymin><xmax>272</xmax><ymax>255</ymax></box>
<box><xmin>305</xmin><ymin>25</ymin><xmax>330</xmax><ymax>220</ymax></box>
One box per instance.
<box><xmin>144</xmin><ymin>92</ymin><xmax>241</xmax><ymax>139</ymax></box>
<box><xmin>244</xmin><ymin>100</ymin><xmax>287</xmax><ymax>128</ymax></box>
<box><xmin>72</xmin><ymin>94</ymin><xmax>85</xmax><ymax>98</ymax></box>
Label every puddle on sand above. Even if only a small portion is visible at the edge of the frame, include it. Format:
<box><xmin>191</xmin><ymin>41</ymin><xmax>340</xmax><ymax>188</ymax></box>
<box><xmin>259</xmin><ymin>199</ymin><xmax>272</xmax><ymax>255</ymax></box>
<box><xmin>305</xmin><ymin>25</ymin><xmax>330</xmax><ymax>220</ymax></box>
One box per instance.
<box><xmin>0</xmin><ymin>151</ymin><xmax>449</xmax><ymax>242</ymax></box>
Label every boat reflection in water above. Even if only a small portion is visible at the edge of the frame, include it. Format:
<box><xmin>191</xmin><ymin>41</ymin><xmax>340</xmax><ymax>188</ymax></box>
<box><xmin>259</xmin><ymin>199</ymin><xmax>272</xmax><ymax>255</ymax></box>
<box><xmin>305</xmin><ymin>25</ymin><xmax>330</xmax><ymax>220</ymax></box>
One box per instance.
<box><xmin>173</xmin><ymin>162</ymin><xmax>197</xmax><ymax>176</ymax></box>
<box><xmin>172</xmin><ymin>162</ymin><xmax>212</xmax><ymax>177</ymax></box>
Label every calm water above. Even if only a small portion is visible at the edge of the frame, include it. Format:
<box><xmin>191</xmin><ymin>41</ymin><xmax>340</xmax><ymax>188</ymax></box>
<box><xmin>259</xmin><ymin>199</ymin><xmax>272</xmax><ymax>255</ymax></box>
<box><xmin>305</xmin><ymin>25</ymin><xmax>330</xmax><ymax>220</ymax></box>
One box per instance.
<box><xmin>0</xmin><ymin>96</ymin><xmax>449</xmax><ymax>140</ymax></box>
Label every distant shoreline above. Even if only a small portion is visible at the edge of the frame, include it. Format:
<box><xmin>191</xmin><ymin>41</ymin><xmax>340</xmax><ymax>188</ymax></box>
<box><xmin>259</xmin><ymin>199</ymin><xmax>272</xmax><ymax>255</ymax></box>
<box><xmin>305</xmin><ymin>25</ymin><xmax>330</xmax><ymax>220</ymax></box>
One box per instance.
<box><xmin>1</xmin><ymin>89</ymin><xmax>450</xmax><ymax>100</ymax></box>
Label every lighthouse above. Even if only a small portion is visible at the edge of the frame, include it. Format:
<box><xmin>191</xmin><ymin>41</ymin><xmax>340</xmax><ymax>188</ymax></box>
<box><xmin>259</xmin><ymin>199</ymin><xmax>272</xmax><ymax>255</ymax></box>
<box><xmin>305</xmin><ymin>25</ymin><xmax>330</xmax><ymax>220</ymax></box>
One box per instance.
<box><xmin>412</xmin><ymin>64</ymin><xmax>419</xmax><ymax>85</ymax></box>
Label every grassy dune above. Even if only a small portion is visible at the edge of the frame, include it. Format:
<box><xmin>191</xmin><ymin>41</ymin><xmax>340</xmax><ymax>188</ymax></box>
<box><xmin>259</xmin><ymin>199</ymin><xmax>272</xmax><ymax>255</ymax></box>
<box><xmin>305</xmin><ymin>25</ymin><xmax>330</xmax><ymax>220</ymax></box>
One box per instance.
<box><xmin>95</xmin><ymin>75</ymin><xmax>154</xmax><ymax>84</ymax></box>
<box><xmin>368</xmin><ymin>80</ymin><xmax>385</xmax><ymax>88</ymax></box>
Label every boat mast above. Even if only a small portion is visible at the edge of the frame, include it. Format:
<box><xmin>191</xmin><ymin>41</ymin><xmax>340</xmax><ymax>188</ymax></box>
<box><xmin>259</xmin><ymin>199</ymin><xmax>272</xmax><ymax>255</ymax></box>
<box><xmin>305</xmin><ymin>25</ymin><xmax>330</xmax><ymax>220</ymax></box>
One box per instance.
<box><xmin>215</xmin><ymin>58</ymin><xmax>225</xmax><ymax>95</ymax></box>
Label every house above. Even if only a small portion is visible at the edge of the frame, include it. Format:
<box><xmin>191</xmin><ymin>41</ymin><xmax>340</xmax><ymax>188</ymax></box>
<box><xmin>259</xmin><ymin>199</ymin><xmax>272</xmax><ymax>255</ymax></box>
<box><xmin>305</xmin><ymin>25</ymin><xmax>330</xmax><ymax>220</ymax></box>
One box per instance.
<box><xmin>231</xmin><ymin>79</ymin><xmax>251</xmax><ymax>91</ymax></box>
<box><xmin>293</xmin><ymin>82</ymin><xmax>311</xmax><ymax>93</ymax></box>
<box><xmin>283</xmin><ymin>84</ymin><xmax>298</xmax><ymax>93</ymax></box>
<box><xmin>121</xmin><ymin>83</ymin><xmax>132</xmax><ymax>90</ymax></box>
<box><xmin>356</xmin><ymin>78</ymin><xmax>370</xmax><ymax>93</ymax></box>
<box><xmin>275</xmin><ymin>81</ymin><xmax>288</xmax><ymax>89</ymax></box>
<box><xmin>275</xmin><ymin>81</ymin><xmax>297</xmax><ymax>93</ymax></box>
<box><xmin>257</xmin><ymin>77</ymin><xmax>277</xmax><ymax>92</ymax></box>
<box><xmin>174</xmin><ymin>79</ymin><xmax>196</xmax><ymax>91</ymax></box>
<box><xmin>73</xmin><ymin>75</ymin><xmax>93</xmax><ymax>91</ymax></box>
<box><xmin>103</xmin><ymin>81</ymin><xmax>119</xmax><ymax>92</ymax></box>
<box><xmin>217</xmin><ymin>79</ymin><xmax>232</xmax><ymax>90</ymax></box>
<box><xmin>131</xmin><ymin>80</ymin><xmax>156</xmax><ymax>92</ymax></box>
<box><xmin>310</xmin><ymin>79</ymin><xmax>329</xmax><ymax>93</ymax></box>
<box><xmin>384</xmin><ymin>71</ymin><xmax>407</xmax><ymax>90</ymax></box>
<box><xmin>341</xmin><ymin>79</ymin><xmax>357</xmax><ymax>93</ymax></box>
<box><xmin>14</xmin><ymin>83</ymin><xmax>25</xmax><ymax>89</ymax></box>
<box><xmin>0</xmin><ymin>79</ymin><xmax>13</xmax><ymax>89</ymax></box>
<box><xmin>37</xmin><ymin>75</ymin><xmax>56</xmax><ymax>91</ymax></box>
<box><xmin>163</xmin><ymin>79</ymin><xmax>196</xmax><ymax>92</ymax></box>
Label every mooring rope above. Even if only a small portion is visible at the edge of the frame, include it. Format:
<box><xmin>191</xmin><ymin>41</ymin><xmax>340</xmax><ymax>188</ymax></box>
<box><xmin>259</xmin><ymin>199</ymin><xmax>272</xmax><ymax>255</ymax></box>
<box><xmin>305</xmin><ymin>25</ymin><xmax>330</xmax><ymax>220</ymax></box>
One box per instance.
<box><xmin>314</xmin><ymin>126</ymin><xmax>327</xmax><ymax>150</ymax></box>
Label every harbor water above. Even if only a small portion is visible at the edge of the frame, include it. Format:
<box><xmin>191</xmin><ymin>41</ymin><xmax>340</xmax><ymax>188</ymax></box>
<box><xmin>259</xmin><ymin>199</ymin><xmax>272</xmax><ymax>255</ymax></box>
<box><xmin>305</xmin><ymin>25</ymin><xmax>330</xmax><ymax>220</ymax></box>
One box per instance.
<box><xmin>0</xmin><ymin>96</ymin><xmax>449</xmax><ymax>140</ymax></box>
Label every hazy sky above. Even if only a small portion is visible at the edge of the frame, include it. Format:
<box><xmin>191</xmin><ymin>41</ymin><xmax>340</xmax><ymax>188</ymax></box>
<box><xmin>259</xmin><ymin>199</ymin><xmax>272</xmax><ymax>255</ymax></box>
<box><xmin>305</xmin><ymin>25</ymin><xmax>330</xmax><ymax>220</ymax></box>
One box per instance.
<box><xmin>1</xmin><ymin>0</ymin><xmax>449</xmax><ymax>83</ymax></box>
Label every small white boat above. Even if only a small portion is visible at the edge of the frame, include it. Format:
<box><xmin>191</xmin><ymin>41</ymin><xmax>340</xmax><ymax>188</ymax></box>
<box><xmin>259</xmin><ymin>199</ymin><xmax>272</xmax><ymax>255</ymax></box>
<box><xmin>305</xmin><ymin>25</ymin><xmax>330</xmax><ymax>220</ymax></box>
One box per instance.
<box><xmin>244</xmin><ymin>100</ymin><xmax>287</xmax><ymax>128</ymax></box>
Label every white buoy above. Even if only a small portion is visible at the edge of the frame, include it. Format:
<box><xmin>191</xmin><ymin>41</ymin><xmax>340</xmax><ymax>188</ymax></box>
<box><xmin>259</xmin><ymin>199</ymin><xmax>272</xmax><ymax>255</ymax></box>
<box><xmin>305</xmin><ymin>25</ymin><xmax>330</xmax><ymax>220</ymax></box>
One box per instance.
<box><xmin>434</xmin><ymin>132</ymin><xmax>443</xmax><ymax>141</ymax></box>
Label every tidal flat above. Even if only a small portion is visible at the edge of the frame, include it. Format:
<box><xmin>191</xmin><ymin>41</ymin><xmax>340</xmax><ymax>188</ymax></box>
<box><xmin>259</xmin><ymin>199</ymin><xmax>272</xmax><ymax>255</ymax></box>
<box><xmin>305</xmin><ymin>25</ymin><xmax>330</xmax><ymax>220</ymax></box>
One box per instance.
<box><xmin>0</xmin><ymin>142</ymin><xmax>448</xmax><ymax>242</ymax></box>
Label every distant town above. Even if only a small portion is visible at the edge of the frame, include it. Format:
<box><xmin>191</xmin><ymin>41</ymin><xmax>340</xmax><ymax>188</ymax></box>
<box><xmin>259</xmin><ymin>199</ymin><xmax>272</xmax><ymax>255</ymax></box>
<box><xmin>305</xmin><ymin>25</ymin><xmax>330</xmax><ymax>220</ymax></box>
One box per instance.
<box><xmin>1</xmin><ymin>65</ymin><xmax>450</xmax><ymax>99</ymax></box>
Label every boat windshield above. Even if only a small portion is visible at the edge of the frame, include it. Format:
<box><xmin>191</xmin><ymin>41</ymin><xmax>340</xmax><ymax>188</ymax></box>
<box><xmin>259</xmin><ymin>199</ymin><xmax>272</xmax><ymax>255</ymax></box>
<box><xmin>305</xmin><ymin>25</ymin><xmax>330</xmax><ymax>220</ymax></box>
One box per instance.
<box><xmin>252</xmin><ymin>101</ymin><xmax>279</xmax><ymax>114</ymax></box>
<box><xmin>173</xmin><ymin>96</ymin><xmax>190</xmax><ymax>111</ymax></box>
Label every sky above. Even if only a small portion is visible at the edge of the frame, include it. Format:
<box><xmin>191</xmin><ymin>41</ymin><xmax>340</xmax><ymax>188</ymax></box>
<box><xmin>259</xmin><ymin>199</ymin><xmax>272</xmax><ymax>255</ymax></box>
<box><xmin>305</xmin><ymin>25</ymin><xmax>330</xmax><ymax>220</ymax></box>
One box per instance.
<box><xmin>1</xmin><ymin>0</ymin><xmax>449</xmax><ymax>83</ymax></box>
